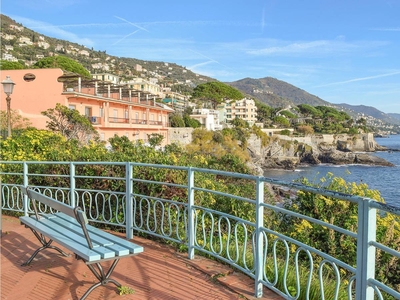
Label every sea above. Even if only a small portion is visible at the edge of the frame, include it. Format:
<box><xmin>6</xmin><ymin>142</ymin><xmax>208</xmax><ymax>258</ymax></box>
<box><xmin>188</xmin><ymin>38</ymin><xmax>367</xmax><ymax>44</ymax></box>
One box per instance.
<box><xmin>263</xmin><ymin>134</ymin><xmax>400</xmax><ymax>207</ymax></box>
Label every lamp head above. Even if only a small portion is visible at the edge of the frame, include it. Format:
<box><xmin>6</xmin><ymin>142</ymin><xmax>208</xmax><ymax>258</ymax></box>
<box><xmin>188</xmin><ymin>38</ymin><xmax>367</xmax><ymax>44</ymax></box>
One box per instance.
<box><xmin>1</xmin><ymin>76</ymin><xmax>16</xmax><ymax>96</ymax></box>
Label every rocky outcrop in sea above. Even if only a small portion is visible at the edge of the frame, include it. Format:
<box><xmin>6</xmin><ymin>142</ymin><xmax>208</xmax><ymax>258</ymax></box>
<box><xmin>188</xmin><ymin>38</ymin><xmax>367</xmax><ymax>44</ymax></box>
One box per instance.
<box><xmin>246</xmin><ymin>133</ymin><xmax>394</xmax><ymax>173</ymax></box>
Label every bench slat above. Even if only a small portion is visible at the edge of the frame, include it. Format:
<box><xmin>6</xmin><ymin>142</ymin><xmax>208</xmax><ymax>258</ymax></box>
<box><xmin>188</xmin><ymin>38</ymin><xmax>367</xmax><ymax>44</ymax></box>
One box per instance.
<box><xmin>47</xmin><ymin>213</ymin><xmax>131</xmax><ymax>256</ymax></box>
<box><xmin>56</xmin><ymin>214</ymin><xmax>143</xmax><ymax>254</ymax></box>
<box><xmin>20</xmin><ymin>216</ymin><xmax>115</xmax><ymax>261</ymax></box>
<box><xmin>34</xmin><ymin>214</ymin><xmax>102</xmax><ymax>249</ymax></box>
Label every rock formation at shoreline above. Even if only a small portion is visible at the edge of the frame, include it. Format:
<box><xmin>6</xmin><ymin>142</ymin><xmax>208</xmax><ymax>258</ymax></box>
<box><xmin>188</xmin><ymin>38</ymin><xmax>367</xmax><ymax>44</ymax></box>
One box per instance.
<box><xmin>247</xmin><ymin>133</ymin><xmax>394</xmax><ymax>172</ymax></box>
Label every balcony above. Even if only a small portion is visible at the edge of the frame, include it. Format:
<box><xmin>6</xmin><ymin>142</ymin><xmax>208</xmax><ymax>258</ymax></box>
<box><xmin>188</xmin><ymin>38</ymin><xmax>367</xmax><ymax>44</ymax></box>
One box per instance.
<box><xmin>87</xmin><ymin>116</ymin><xmax>169</xmax><ymax>128</ymax></box>
<box><xmin>61</xmin><ymin>76</ymin><xmax>161</xmax><ymax>108</ymax></box>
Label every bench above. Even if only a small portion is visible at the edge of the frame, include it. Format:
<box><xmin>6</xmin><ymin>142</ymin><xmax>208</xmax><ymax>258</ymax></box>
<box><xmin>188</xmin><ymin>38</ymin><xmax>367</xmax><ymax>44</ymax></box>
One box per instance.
<box><xmin>20</xmin><ymin>186</ymin><xmax>144</xmax><ymax>300</ymax></box>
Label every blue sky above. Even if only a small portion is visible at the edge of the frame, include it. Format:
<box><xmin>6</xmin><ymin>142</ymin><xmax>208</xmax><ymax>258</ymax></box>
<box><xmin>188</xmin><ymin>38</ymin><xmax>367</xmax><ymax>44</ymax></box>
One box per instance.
<box><xmin>2</xmin><ymin>0</ymin><xmax>400</xmax><ymax>113</ymax></box>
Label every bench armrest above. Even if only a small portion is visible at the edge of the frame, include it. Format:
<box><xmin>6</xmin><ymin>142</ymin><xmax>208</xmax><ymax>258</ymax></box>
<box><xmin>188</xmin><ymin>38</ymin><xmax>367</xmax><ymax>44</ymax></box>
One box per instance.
<box><xmin>74</xmin><ymin>207</ymin><xmax>94</xmax><ymax>249</ymax></box>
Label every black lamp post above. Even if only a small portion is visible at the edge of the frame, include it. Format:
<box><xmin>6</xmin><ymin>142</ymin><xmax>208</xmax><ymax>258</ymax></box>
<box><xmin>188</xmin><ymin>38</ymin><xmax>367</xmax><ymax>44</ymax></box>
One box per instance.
<box><xmin>1</xmin><ymin>76</ymin><xmax>16</xmax><ymax>137</ymax></box>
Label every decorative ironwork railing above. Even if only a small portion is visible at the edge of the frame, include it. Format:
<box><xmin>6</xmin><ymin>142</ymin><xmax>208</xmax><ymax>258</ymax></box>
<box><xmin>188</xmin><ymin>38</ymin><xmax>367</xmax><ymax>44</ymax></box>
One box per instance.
<box><xmin>1</xmin><ymin>161</ymin><xmax>399</xmax><ymax>300</ymax></box>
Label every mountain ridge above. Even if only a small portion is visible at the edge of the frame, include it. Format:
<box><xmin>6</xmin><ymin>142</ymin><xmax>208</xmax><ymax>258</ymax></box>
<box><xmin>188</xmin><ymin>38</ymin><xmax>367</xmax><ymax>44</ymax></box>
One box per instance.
<box><xmin>226</xmin><ymin>77</ymin><xmax>330</xmax><ymax>107</ymax></box>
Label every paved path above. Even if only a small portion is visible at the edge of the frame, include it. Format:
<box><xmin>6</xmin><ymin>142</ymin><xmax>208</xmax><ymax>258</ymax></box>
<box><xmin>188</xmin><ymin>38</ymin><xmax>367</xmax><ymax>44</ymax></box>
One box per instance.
<box><xmin>1</xmin><ymin>215</ymin><xmax>282</xmax><ymax>300</ymax></box>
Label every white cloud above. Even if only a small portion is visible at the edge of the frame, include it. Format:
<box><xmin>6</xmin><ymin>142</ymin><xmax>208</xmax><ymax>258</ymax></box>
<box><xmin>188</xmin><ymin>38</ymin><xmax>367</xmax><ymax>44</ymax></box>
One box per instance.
<box><xmin>247</xmin><ymin>39</ymin><xmax>357</xmax><ymax>56</ymax></box>
<box><xmin>370</xmin><ymin>27</ymin><xmax>400</xmax><ymax>32</ymax></box>
<box><xmin>245</xmin><ymin>37</ymin><xmax>390</xmax><ymax>57</ymax></box>
<box><xmin>315</xmin><ymin>71</ymin><xmax>400</xmax><ymax>87</ymax></box>
<box><xmin>10</xmin><ymin>16</ymin><xmax>94</xmax><ymax>47</ymax></box>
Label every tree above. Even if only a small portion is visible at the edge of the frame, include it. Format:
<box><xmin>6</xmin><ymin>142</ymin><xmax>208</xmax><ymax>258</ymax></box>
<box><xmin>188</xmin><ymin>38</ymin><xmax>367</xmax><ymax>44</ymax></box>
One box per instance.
<box><xmin>280</xmin><ymin>110</ymin><xmax>296</xmax><ymax>119</ymax></box>
<box><xmin>230</xmin><ymin>117</ymin><xmax>249</xmax><ymax>128</ymax></box>
<box><xmin>0</xmin><ymin>109</ymin><xmax>32</xmax><ymax>130</ymax></box>
<box><xmin>255</xmin><ymin>101</ymin><xmax>273</xmax><ymax>124</ymax></box>
<box><xmin>0</xmin><ymin>60</ymin><xmax>25</xmax><ymax>70</ymax></box>
<box><xmin>273</xmin><ymin>116</ymin><xmax>290</xmax><ymax>127</ymax></box>
<box><xmin>356</xmin><ymin>118</ymin><xmax>367</xmax><ymax>126</ymax></box>
<box><xmin>169</xmin><ymin>113</ymin><xmax>185</xmax><ymax>127</ymax></box>
<box><xmin>147</xmin><ymin>133</ymin><xmax>164</xmax><ymax>147</ymax></box>
<box><xmin>297</xmin><ymin>104</ymin><xmax>322</xmax><ymax>118</ymax></box>
<box><xmin>41</xmin><ymin>103</ymin><xmax>98</xmax><ymax>145</ymax></box>
<box><xmin>192</xmin><ymin>82</ymin><xmax>243</xmax><ymax>109</ymax></box>
<box><xmin>34</xmin><ymin>56</ymin><xmax>91</xmax><ymax>78</ymax></box>
<box><xmin>183</xmin><ymin>115</ymin><xmax>201</xmax><ymax>128</ymax></box>
<box><xmin>296</xmin><ymin>124</ymin><xmax>314</xmax><ymax>136</ymax></box>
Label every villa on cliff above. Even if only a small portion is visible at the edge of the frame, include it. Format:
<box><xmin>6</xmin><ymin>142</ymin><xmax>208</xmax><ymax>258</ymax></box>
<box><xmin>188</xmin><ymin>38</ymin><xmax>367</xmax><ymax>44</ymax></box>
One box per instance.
<box><xmin>1</xmin><ymin>69</ymin><xmax>174</xmax><ymax>145</ymax></box>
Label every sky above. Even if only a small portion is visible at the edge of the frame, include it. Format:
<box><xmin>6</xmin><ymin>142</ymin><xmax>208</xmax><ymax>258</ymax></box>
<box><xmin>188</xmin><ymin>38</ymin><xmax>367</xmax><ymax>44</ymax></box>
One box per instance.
<box><xmin>2</xmin><ymin>0</ymin><xmax>400</xmax><ymax>113</ymax></box>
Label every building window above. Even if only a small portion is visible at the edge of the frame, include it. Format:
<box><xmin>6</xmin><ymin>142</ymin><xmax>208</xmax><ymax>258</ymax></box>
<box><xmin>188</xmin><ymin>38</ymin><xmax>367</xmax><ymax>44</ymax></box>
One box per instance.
<box><xmin>69</xmin><ymin>104</ymin><xmax>76</xmax><ymax>110</ymax></box>
<box><xmin>113</xmin><ymin>109</ymin><xmax>118</xmax><ymax>122</ymax></box>
<box><xmin>85</xmin><ymin>107</ymin><xmax>92</xmax><ymax>117</ymax></box>
<box><xmin>99</xmin><ymin>107</ymin><xmax>104</xmax><ymax>117</ymax></box>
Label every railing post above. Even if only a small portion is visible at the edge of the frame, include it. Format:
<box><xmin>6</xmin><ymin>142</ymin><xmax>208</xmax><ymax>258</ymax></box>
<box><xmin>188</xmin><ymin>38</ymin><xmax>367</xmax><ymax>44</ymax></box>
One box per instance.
<box><xmin>356</xmin><ymin>198</ymin><xmax>377</xmax><ymax>300</ymax></box>
<box><xmin>23</xmin><ymin>162</ymin><xmax>28</xmax><ymax>216</ymax></box>
<box><xmin>70</xmin><ymin>162</ymin><xmax>76</xmax><ymax>207</ymax></box>
<box><xmin>254</xmin><ymin>177</ymin><xmax>264</xmax><ymax>298</ymax></box>
<box><xmin>187</xmin><ymin>167</ymin><xmax>195</xmax><ymax>259</ymax></box>
<box><xmin>125</xmin><ymin>162</ymin><xmax>134</xmax><ymax>240</ymax></box>
<box><xmin>0</xmin><ymin>177</ymin><xmax>2</xmax><ymax>237</ymax></box>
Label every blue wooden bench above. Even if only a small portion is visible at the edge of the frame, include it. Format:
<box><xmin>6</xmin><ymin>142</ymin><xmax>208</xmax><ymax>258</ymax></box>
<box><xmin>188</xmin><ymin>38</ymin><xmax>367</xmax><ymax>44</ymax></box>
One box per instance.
<box><xmin>20</xmin><ymin>186</ymin><xmax>143</xmax><ymax>300</ymax></box>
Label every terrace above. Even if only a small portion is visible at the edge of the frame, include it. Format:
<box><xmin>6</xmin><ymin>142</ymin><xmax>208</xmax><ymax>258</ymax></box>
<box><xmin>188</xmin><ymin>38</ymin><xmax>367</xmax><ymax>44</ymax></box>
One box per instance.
<box><xmin>1</xmin><ymin>161</ymin><xmax>400</xmax><ymax>299</ymax></box>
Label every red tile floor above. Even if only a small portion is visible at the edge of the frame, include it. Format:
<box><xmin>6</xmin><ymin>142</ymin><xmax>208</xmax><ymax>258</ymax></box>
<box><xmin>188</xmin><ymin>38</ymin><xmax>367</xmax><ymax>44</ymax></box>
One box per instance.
<box><xmin>1</xmin><ymin>215</ymin><xmax>283</xmax><ymax>300</ymax></box>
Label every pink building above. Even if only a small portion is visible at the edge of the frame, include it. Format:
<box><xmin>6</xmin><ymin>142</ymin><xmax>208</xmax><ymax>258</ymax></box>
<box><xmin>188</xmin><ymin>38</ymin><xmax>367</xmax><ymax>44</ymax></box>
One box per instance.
<box><xmin>1</xmin><ymin>69</ymin><xmax>174</xmax><ymax>145</ymax></box>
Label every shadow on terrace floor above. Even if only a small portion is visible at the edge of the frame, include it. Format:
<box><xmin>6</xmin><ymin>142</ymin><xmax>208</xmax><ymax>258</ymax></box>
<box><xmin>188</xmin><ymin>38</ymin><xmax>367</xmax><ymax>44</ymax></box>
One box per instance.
<box><xmin>1</xmin><ymin>215</ymin><xmax>282</xmax><ymax>300</ymax></box>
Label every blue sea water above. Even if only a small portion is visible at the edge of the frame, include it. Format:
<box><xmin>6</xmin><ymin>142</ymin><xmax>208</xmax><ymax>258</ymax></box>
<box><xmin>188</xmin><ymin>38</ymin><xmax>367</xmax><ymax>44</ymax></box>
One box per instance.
<box><xmin>263</xmin><ymin>135</ymin><xmax>400</xmax><ymax>206</ymax></box>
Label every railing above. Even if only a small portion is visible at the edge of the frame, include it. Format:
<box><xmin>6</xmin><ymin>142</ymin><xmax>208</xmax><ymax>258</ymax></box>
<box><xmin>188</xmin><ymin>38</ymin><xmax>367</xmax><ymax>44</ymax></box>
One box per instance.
<box><xmin>108</xmin><ymin>117</ymin><xmax>129</xmax><ymax>124</ymax></box>
<box><xmin>1</xmin><ymin>161</ymin><xmax>399</xmax><ymax>300</ymax></box>
<box><xmin>107</xmin><ymin>118</ymin><xmax>168</xmax><ymax>127</ymax></box>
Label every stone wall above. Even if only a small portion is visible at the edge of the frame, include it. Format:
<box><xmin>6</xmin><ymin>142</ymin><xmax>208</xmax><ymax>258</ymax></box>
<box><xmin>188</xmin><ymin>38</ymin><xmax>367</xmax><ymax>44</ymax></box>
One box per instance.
<box><xmin>168</xmin><ymin>128</ymin><xmax>194</xmax><ymax>145</ymax></box>
<box><xmin>276</xmin><ymin>133</ymin><xmax>377</xmax><ymax>152</ymax></box>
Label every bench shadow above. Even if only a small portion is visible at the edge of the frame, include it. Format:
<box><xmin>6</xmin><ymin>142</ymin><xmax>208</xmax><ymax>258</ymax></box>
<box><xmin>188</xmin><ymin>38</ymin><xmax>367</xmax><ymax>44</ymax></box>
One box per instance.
<box><xmin>2</xmin><ymin>230</ymin><xmax>192</xmax><ymax>299</ymax></box>
<box><xmin>2</xmin><ymin>218</ymin><xmax>242</xmax><ymax>300</ymax></box>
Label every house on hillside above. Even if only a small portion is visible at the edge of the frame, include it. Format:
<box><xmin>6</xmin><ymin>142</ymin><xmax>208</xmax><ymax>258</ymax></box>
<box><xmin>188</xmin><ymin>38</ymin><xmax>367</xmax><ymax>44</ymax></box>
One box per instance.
<box><xmin>190</xmin><ymin>108</ymin><xmax>222</xmax><ymax>131</ymax></box>
<box><xmin>217</xmin><ymin>98</ymin><xmax>258</xmax><ymax>126</ymax></box>
<box><xmin>1</xmin><ymin>69</ymin><xmax>174</xmax><ymax>145</ymax></box>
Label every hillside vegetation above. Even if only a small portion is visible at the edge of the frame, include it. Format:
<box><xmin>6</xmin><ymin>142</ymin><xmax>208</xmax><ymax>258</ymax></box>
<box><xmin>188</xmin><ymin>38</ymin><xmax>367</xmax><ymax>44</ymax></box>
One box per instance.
<box><xmin>226</xmin><ymin>77</ymin><xmax>330</xmax><ymax>108</ymax></box>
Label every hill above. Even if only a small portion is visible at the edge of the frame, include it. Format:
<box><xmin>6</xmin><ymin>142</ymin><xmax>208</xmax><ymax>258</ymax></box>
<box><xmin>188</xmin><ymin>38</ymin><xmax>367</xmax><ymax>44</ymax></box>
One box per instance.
<box><xmin>2</xmin><ymin>13</ymin><xmax>400</xmax><ymax>133</ymax></box>
<box><xmin>0</xmin><ymin>14</ymin><xmax>215</xmax><ymax>94</ymax></box>
<box><xmin>337</xmin><ymin>103</ymin><xmax>400</xmax><ymax>126</ymax></box>
<box><xmin>226</xmin><ymin>77</ymin><xmax>330</xmax><ymax>108</ymax></box>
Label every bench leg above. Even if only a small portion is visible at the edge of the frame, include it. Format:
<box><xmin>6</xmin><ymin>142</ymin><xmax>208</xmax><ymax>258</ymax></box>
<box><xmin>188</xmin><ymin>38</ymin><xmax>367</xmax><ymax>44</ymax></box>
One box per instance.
<box><xmin>22</xmin><ymin>228</ymin><xmax>70</xmax><ymax>266</ymax></box>
<box><xmin>80</xmin><ymin>259</ymin><xmax>121</xmax><ymax>300</ymax></box>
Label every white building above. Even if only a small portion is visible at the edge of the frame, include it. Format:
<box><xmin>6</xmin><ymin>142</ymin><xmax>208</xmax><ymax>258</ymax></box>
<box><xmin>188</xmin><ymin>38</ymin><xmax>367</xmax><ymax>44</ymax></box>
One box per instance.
<box><xmin>218</xmin><ymin>98</ymin><xmax>258</xmax><ymax>125</ymax></box>
<box><xmin>190</xmin><ymin>108</ymin><xmax>222</xmax><ymax>131</ymax></box>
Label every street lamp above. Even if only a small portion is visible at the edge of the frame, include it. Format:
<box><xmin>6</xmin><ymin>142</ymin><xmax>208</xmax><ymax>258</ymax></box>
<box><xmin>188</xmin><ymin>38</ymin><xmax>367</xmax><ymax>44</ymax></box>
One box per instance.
<box><xmin>1</xmin><ymin>76</ymin><xmax>16</xmax><ymax>137</ymax></box>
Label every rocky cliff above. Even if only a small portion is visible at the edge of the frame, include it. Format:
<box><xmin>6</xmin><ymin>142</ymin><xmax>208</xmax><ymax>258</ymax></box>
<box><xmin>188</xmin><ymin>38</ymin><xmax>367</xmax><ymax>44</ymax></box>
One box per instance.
<box><xmin>247</xmin><ymin>133</ymin><xmax>393</xmax><ymax>172</ymax></box>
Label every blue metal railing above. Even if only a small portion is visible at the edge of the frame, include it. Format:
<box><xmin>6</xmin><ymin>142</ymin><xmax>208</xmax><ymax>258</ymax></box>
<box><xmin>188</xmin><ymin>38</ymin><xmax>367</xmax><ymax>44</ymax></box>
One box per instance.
<box><xmin>1</xmin><ymin>161</ymin><xmax>399</xmax><ymax>299</ymax></box>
